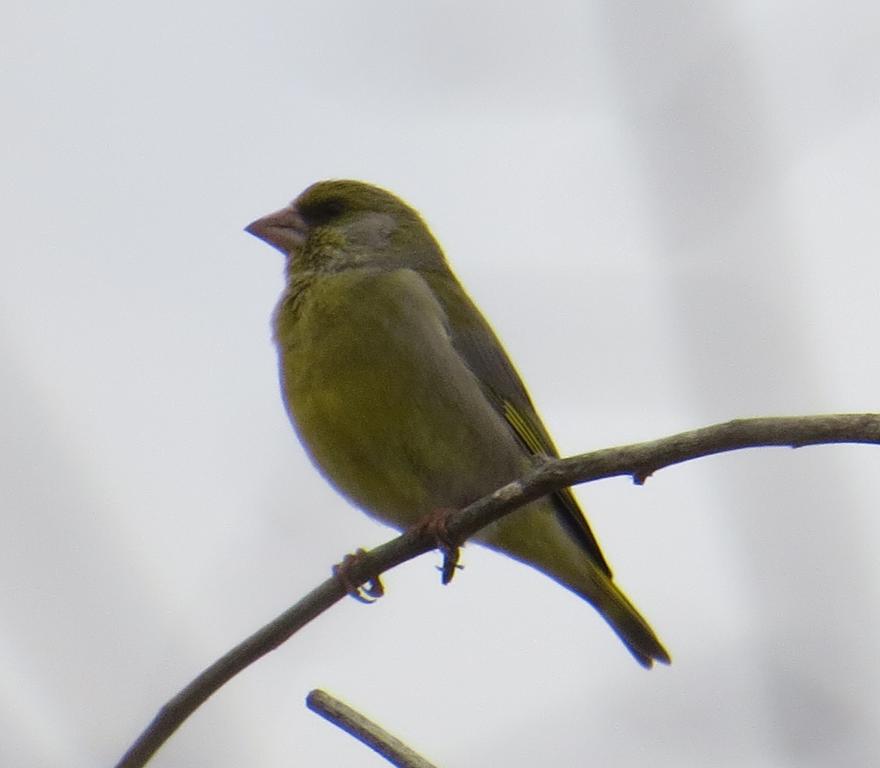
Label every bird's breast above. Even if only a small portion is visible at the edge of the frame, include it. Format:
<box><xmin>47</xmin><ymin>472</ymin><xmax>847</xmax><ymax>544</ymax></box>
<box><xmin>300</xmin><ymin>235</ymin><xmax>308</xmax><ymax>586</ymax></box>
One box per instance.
<box><xmin>273</xmin><ymin>268</ymin><xmax>529</xmax><ymax>529</ymax></box>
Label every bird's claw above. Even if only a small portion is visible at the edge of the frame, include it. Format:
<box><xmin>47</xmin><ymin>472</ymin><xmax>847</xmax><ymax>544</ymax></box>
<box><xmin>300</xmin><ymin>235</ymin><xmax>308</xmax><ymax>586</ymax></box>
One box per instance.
<box><xmin>415</xmin><ymin>508</ymin><xmax>463</xmax><ymax>585</ymax></box>
<box><xmin>333</xmin><ymin>548</ymin><xmax>385</xmax><ymax>603</ymax></box>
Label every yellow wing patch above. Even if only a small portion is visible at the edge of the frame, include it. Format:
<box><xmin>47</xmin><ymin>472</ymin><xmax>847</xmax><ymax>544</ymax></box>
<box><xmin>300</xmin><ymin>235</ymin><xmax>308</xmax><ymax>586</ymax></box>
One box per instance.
<box><xmin>502</xmin><ymin>399</ymin><xmax>549</xmax><ymax>457</ymax></box>
<box><xmin>500</xmin><ymin>398</ymin><xmax>613</xmax><ymax>577</ymax></box>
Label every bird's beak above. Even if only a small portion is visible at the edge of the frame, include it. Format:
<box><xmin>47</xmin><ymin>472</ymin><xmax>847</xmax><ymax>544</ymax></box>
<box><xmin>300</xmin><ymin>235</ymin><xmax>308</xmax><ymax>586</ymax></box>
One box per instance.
<box><xmin>244</xmin><ymin>204</ymin><xmax>308</xmax><ymax>254</ymax></box>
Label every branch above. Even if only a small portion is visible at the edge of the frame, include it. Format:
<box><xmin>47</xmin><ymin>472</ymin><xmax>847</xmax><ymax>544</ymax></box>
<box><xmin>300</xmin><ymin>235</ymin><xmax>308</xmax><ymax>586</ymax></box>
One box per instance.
<box><xmin>307</xmin><ymin>689</ymin><xmax>438</xmax><ymax>768</ymax></box>
<box><xmin>114</xmin><ymin>413</ymin><xmax>879</xmax><ymax>768</ymax></box>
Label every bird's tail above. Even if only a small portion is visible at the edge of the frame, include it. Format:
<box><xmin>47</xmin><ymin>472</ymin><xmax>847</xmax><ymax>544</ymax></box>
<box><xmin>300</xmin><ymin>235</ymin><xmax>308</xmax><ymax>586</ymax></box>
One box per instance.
<box><xmin>574</xmin><ymin>571</ymin><xmax>670</xmax><ymax>668</ymax></box>
<box><xmin>474</xmin><ymin>501</ymin><xmax>670</xmax><ymax>667</ymax></box>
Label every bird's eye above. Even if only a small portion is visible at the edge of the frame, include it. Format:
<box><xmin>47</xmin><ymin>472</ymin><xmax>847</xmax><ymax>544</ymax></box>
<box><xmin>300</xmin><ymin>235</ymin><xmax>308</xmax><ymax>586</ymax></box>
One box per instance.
<box><xmin>306</xmin><ymin>197</ymin><xmax>346</xmax><ymax>223</ymax></box>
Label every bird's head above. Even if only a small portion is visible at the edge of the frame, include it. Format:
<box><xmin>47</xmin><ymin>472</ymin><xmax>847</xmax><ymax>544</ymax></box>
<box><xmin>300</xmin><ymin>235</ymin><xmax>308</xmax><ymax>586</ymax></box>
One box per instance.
<box><xmin>245</xmin><ymin>180</ymin><xmax>447</xmax><ymax>275</ymax></box>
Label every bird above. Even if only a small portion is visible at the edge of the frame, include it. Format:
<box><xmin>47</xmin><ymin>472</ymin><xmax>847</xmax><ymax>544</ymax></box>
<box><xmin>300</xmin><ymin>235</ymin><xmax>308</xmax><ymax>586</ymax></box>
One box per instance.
<box><xmin>245</xmin><ymin>180</ymin><xmax>670</xmax><ymax>667</ymax></box>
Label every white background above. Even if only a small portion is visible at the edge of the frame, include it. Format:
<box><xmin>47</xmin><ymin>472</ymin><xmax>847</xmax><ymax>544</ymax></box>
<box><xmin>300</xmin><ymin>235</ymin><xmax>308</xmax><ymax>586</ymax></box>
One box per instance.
<box><xmin>3</xmin><ymin>2</ymin><xmax>879</xmax><ymax>766</ymax></box>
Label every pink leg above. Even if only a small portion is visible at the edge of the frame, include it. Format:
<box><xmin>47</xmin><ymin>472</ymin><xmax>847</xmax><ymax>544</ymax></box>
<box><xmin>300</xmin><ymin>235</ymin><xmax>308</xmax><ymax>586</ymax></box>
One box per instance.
<box><xmin>332</xmin><ymin>548</ymin><xmax>385</xmax><ymax>603</ymax></box>
<box><xmin>413</xmin><ymin>508</ymin><xmax>463</xmax><ymax>585</ymax></box>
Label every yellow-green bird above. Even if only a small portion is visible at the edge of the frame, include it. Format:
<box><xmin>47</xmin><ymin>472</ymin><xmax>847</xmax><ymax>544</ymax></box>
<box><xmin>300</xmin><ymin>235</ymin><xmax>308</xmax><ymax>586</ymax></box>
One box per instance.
<box><xmin>245</xmin><ymin>180</ymin><xmax>670</xmax><ymax>668</ymax></box>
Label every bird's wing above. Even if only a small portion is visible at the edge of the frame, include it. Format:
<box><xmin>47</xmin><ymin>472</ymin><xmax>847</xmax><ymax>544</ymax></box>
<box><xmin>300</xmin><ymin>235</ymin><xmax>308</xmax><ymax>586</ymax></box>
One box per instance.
<box><xmin>424</xmin><ymin>271</ymin><xmax>612</xmax><ymax>577</ymax></box>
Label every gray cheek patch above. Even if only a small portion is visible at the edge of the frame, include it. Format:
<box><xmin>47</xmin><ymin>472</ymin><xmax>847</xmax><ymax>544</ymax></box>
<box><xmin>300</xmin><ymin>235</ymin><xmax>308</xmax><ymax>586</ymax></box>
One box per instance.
<box><xmin>342</xmin><ymin>212</ymin><xmax>396</xmax><ymax>249</ymax></box>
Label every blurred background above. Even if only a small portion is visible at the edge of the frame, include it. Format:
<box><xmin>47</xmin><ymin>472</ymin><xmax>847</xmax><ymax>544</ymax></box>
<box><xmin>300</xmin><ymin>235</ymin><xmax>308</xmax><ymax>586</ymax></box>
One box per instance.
<box><xmin>3</xmin><ymin>2</ymin><xmax>879</xmax><ymax>766</ymax></box>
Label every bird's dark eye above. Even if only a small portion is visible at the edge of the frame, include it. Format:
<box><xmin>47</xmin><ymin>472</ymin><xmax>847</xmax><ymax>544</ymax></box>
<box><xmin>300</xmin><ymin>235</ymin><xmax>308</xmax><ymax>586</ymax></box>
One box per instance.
<box><xmin>305</xmin><ymin>197</ymin><xmax>346</xmax><ymax>223</ymax></box>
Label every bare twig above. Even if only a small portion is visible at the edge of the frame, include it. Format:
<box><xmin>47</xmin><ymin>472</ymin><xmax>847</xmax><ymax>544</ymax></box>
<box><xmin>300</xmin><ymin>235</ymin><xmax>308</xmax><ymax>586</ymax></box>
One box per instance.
<box><xmin>307</xmin><ymin>689</ymin><xmax>439</xmax><ymax>768</ymax></box>
<box><xmin>113</xmin><ymin>413</ymin><xmax>880</xmax><ymax>768</ymax></box>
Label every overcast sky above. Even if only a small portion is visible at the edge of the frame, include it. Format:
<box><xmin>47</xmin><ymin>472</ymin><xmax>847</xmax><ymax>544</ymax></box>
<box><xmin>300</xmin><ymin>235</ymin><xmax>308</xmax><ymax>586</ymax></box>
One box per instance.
<box><xmin>3</xmin><ymin>2</ymin><xmax>879</xmax><ymax>766</ymax></box>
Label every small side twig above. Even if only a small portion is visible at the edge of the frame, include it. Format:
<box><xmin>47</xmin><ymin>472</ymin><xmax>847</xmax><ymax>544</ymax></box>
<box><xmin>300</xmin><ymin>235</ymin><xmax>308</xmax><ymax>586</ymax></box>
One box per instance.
<box><xmin>307</xmin><ymin>689</ymin><xmax>439</xmax><ymax>768</ymax></box>
<box><xmin>114</xmin><ymin>413</ymin><xmax>880</xmax><ymax>768</ymax></box>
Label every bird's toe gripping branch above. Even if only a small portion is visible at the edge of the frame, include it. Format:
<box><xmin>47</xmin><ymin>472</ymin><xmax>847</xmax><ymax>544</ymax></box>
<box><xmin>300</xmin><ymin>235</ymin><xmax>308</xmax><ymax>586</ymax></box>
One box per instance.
<box><xmin>332</xmin><ymin>548</ymin><xmax>385</xmax><ymax>603</ymax></box>
<box><xmin>414</xmin><ymin>508</ymin><xmax>463</xmax><ymax>585</ymax></box>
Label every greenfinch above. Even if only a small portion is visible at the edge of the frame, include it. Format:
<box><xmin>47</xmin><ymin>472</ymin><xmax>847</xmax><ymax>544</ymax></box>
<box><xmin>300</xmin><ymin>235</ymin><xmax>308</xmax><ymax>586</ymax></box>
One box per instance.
<box><xmin>245</xmin><ymin>180</ymin><xmax>669</xmax><ymax>667</ymax></box>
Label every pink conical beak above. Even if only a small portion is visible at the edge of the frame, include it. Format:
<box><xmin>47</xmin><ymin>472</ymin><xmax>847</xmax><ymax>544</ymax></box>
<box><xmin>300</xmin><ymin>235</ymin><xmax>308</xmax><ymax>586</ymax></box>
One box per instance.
<box><xmin>244</xmin><ymin>204</ymin><xmax>308</xmax><ymax>254</ymax></box>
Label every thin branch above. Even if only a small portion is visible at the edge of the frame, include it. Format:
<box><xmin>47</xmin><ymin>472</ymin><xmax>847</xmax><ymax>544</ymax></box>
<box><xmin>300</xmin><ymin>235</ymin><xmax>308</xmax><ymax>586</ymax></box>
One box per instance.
<box><xmin>114</xmin><ymin>413</ymin><xmax>879</xmax><ymax>768</ymax></box>
<box><xmin>307</xmin><ymin>689</ymin><xmax>439</xmax><ymax>768</ymax></box>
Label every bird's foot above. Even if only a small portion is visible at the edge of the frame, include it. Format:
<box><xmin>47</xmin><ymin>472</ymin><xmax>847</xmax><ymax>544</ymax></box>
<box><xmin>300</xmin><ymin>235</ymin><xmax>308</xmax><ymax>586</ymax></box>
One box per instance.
<box><xmin>332</xmin><ymin>548</ymin><xmax>385</xmax><ymax>604</ymax></box>
<box><xmin>414</xmin><ymin>508</ymin><xmax>463</xmax><ymax>585</ymax></box>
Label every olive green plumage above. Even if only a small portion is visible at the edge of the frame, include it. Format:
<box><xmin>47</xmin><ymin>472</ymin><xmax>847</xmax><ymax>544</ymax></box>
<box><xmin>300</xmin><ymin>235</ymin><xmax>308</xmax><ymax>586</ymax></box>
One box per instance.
<box><xmin>245</xmin><ymin>180</ymin><xmax>670</xmax><ymax>668</ymax></box>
